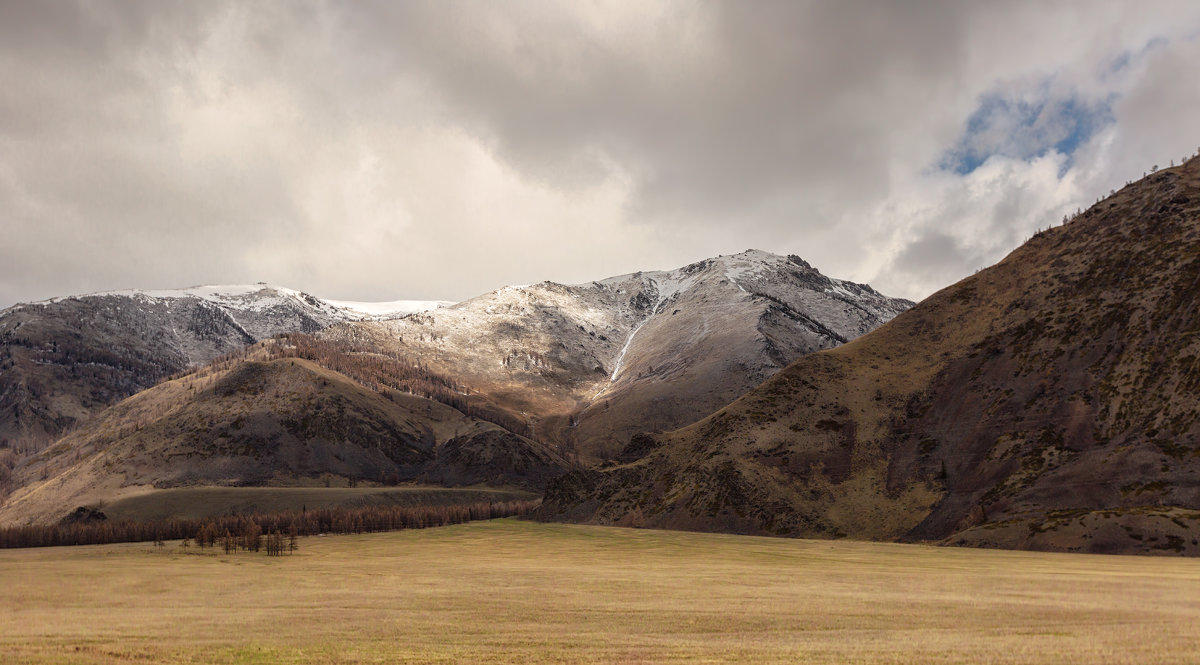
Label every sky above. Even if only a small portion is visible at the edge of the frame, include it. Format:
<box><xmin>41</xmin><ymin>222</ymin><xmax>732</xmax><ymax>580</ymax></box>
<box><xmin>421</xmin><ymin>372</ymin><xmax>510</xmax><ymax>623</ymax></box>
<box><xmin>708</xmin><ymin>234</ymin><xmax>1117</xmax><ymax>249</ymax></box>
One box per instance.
<box><xmin>2</xmin><ymin>1</ymin><xmax>1200</xmax><ymax>308</ymax></box>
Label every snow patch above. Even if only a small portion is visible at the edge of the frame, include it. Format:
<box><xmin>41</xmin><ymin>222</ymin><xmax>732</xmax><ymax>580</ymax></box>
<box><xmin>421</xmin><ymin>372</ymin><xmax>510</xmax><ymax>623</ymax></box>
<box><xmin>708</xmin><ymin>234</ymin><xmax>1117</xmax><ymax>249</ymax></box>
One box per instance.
<box><xmin>719</xmin><ymin>249</ymin><xmax>787</xmax><ymax>290</ymax></box>
<box><xmin>325</xmin><ymin>299</ymin><xmax>453</xmax><ymax>319</ymax></box>
<box><xmin>47</xmin><ymin>284</ymin><xmax>314</xmax><ymax>313</ymax></box>
<box><xmin>604</xmin><ymin>272</ymin><xmax>700</xmax><ymax>385</ymax></box>
<box><xmin>608</xmin><ymin>315</ymin><xmax>649</xmax><ymax>382</ymax></box>
<box><xmin>825</xmin><ymin>279</ymin><xmax>861</xmax><ymax>300</ymax></box>
<box><xmin>30</xmin><ymin>283</ymin><xmax>453</xmax><ymax>323</ymax></box>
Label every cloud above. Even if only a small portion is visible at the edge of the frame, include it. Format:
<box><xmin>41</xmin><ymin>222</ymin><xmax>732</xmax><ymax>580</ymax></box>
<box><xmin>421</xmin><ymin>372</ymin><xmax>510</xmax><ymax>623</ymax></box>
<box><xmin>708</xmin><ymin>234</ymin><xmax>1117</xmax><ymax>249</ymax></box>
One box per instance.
<box><xmin>2</xmin><ymin>1</ymin><xmax>1200</xmax><ymax>308</ymax></box>
<box><xmin>869</xmin><ymin>152</ymin><xmax>1081</xmax><ymax>298</ymax></box>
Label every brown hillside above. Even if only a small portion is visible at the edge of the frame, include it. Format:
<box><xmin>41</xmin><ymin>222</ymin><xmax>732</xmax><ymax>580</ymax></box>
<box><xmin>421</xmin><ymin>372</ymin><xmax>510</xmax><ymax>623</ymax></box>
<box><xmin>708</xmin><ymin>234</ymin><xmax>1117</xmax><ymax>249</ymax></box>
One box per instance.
<box><xmin>0</xmin><ymin>286</ymin><xmax>352</xmax><ymax>455</ymax></box>
<box><xmin>542</xmin><ymin>157</ymin><xmax>1200</xmax><ymax>555</ymax></box>
<box><xmin>0</xmin><ymin>355</ymin><xmax>568</xmax><ymax>525</ymax></box>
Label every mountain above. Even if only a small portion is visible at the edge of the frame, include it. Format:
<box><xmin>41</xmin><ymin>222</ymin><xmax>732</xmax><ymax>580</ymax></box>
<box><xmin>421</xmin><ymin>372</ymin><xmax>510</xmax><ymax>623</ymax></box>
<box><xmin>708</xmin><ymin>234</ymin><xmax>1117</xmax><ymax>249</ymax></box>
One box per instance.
<box><xmin>0</xmin><ymin>252</ymin><xmax>910</xmax><ymax>525</ymax></box>
<box><xmin>0</xmin><ymin>352</ymin><xmax>567</xmax><ymax>525</ymax></box>
<box><xmin>0</xmin><ymin>284</ymin><xmax>449</xmax><ymax>453</ymax></box>
<box><xmin>328</xmin><ymin>250</ymin><xmax>912</xmax><ymax>461</ymax></box>
<box><xmin>541</xmin><ymin>159</ymin><xmax>1200</xmax><ymax>555</ymax></box>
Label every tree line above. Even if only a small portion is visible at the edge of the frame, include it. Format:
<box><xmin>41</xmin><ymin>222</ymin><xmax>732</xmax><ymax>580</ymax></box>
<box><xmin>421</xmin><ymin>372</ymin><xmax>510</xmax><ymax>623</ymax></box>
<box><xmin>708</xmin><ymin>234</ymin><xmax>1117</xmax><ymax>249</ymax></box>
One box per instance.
<box><xmin>0</xmin><ymin>499</ymin><xmax>539</xmax><ymax>550</ymax></box>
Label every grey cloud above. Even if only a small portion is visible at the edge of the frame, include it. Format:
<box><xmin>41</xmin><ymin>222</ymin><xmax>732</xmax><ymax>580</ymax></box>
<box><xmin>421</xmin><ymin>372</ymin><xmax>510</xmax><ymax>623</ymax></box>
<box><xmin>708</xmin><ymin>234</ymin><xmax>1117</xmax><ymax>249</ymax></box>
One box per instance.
<box><xmin>888</xmin><ymin>230</ymin><xmax>979</xmax><ymax>293</ymax></box>
<box><xmin>2</xmin><ymin>1</ymin><xmax>1200</xmax><ymax>309</ymax></box>
<box><xmin>332</xmin><ymin>1</ymin><xmax>971</xmax><ymax>224</ymax></box>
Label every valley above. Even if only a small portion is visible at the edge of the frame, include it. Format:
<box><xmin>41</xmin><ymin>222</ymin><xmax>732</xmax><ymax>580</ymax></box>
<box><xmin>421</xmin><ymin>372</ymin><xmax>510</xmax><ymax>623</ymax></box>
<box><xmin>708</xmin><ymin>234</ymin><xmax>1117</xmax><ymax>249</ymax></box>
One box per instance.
<box><xmin>3</xmin><ymin>519</ymin><xmax>1200</xmax><ymax>664</ymax></box>
<box><xmin>6</xmin><ymin>5</ymin><xmax>1200</xmax><ymax>664</ymax></box>
<box><xmin>4</xmin><ymin>160</ymin><xmax>1200</xmax><ymax>558</ymax></box>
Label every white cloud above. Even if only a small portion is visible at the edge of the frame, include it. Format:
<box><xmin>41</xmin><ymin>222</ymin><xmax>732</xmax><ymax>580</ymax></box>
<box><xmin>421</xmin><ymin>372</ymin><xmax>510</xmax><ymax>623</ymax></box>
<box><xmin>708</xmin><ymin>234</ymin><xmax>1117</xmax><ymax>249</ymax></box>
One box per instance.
<box><xmin>866</xmin><ymin>152</ymin><xmax>1082</xmax><ymax>298</ymax></box>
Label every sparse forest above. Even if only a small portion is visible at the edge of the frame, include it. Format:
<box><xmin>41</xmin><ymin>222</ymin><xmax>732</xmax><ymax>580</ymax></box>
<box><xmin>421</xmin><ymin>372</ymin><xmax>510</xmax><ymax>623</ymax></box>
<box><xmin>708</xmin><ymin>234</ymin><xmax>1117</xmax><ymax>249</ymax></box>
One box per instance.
<box><xmin>260</xmin><ymin>333</ymin><xmax>541</xmax><ymax>441</ymax></box>
<box><xmin>0</xmin><ymin>499</ymin><xmax>539</xmax><ymax>550</ymax></box>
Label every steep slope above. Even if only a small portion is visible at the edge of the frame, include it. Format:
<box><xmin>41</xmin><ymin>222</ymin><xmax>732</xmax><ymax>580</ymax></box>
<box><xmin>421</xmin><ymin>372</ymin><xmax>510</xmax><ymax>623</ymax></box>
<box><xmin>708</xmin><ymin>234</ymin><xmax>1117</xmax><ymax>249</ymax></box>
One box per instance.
<box><xmin>543</xmin><ymin>158</ymin><xmax>1200</xmax><ymax>555</ymax></box>
<box><xmin>334</xmin><ymin>250</ymin><xmax>911</xmax><ymax>460</ymax></box>
<box><xmin>0</xmin><ymin>284</ymin><xmax>448</xmax><ymax>452</ymax></box>
<box><xmin>0</xmin><ymin>354</ymin><xmax>568</xmax><ymax>525</ymax></box>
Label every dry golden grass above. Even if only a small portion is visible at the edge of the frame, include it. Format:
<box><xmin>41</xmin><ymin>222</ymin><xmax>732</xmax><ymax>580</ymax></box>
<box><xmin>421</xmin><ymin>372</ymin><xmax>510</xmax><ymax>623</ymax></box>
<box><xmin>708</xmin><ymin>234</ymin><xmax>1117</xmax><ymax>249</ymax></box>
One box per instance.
<box><xmin>2</xmin><ymin>519</ymin><xmax>1199</xmax><ymax>664</ymax></box>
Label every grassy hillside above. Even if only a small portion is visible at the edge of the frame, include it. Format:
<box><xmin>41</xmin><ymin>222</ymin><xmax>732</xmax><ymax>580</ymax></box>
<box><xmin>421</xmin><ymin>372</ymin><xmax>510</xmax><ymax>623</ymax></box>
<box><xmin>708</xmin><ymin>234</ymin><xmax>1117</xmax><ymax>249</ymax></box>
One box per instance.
<box><xmin>0</xmin><ymin>354</ymin><xmax>568</xmax><ymax>525</ymax></box>
<box><xmin>0</xmin><ymin>288</ymin><xmax>341</xmax><ymax>456</ymax></box>
<box><xmin>543</xmin><ymin>156</ymin><xmax>1200</xmax><ymax>554</ymax></box>
<box><xmin>2</xmin><ymin>520</ymin><xmax>1199</xmax><ymax>664</ymax></box>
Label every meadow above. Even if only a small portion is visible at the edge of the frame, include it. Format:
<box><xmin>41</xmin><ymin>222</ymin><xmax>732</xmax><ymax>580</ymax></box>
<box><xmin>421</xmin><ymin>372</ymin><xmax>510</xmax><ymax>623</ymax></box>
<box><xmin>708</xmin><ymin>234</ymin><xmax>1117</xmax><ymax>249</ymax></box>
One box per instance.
<box><xmin>2</xmin><ymin>519</ymin><xmax>1199</xmax><ymax>664</ymax></box>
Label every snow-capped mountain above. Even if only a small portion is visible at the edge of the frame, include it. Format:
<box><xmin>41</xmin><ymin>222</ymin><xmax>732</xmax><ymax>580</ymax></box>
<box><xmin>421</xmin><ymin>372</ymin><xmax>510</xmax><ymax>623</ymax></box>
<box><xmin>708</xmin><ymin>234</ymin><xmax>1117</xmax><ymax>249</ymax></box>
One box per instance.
<box><xmin>0</xmin><ymin>252</ymin><xmax>910</xmax><ymax>523</ymax></box>
<box><xmin>0</xmin><ymin>253</ymin><xmax>909</xmax><ymax>464</ymax></box>
<box><xmin>335</xmin><ymin>250</ymin><xmax>912</xmax><ymax>460</ymax></box>
<box><xmin>0</xmin><ymin>283</ymin><xmax>450</xmax><ymax>451</ymax></box>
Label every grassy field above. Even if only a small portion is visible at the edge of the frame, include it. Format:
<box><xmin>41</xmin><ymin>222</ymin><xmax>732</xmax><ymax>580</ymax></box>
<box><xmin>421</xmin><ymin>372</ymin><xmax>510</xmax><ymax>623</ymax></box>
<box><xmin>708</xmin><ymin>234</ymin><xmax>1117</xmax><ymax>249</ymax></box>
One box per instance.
<box><xmin>2</xmin><ymin>520</ymin><xmax>1199</xmax><ymax>664</ymax></box>
<box><xmin>99</xmin><ymin>486</ymin><xmax>536</xmax><ymax>522</ymax></box>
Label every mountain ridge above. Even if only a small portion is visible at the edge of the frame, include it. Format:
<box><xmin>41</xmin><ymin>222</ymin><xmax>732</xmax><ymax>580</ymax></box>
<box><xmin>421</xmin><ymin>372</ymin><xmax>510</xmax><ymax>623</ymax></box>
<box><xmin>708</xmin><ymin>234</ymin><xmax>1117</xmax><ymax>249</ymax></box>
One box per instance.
<box><xmin>1</xmin><ymin>250</ymin><xmax>912</xmax><ymax>524</ymax></box>
<box><xmin>0</xmin><ymin>283</ymin><xmax>452</xmax><ymax>453</ymax></box>
<box><xmin>325</xmin><ymin>249</ymin><xmax>912</xmax><ymax>460</ymax></box>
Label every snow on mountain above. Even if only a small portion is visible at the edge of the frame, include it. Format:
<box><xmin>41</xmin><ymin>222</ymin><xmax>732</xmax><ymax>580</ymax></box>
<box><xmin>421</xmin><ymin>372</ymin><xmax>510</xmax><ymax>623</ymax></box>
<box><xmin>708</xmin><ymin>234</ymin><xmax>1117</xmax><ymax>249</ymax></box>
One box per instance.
<box><xmin>334</xmin><ymin>250</ymin><xmax>913</xmax><ymax>460</ymax></box>
<box><xmin>323</xmin><ymin>299</ymin><xmax>454</xmax><ymax>320</ymax></box>
<box><xmin>1</xmin><ymin>253</ymin><xmax>908</xmax><ymax>461</ymax></box>
<box><xmin>32</xmin><ymin>283</ymin><xmax>452</xmax><ymax>322</ymax></box>
<box><xmin>0</xmin><ymin>283</ymin><xmax>452</xmax><ymax>451</ymax></box>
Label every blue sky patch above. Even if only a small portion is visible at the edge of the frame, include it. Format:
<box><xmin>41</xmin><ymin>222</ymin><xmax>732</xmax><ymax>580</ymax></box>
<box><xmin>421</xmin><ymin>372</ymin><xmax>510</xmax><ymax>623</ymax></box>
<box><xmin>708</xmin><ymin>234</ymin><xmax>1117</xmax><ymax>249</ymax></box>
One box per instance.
<box><xmin>941</xmin><ymin>87</ymin><xmax>1115</xmax><ymax>175</ymax></box>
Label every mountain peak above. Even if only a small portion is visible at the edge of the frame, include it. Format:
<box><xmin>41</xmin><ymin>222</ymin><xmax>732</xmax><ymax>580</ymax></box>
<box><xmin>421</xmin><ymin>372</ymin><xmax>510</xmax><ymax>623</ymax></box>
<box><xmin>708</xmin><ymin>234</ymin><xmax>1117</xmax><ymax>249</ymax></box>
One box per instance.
<box><xmin>346</xmin><ymin>249</ymin><xmax>910</xmax><ymax>461</ymax></box>
<box><xmin>726</xmin><ymin>248</ymin><xmax>781</xmax><ymax>261</ymax></box>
